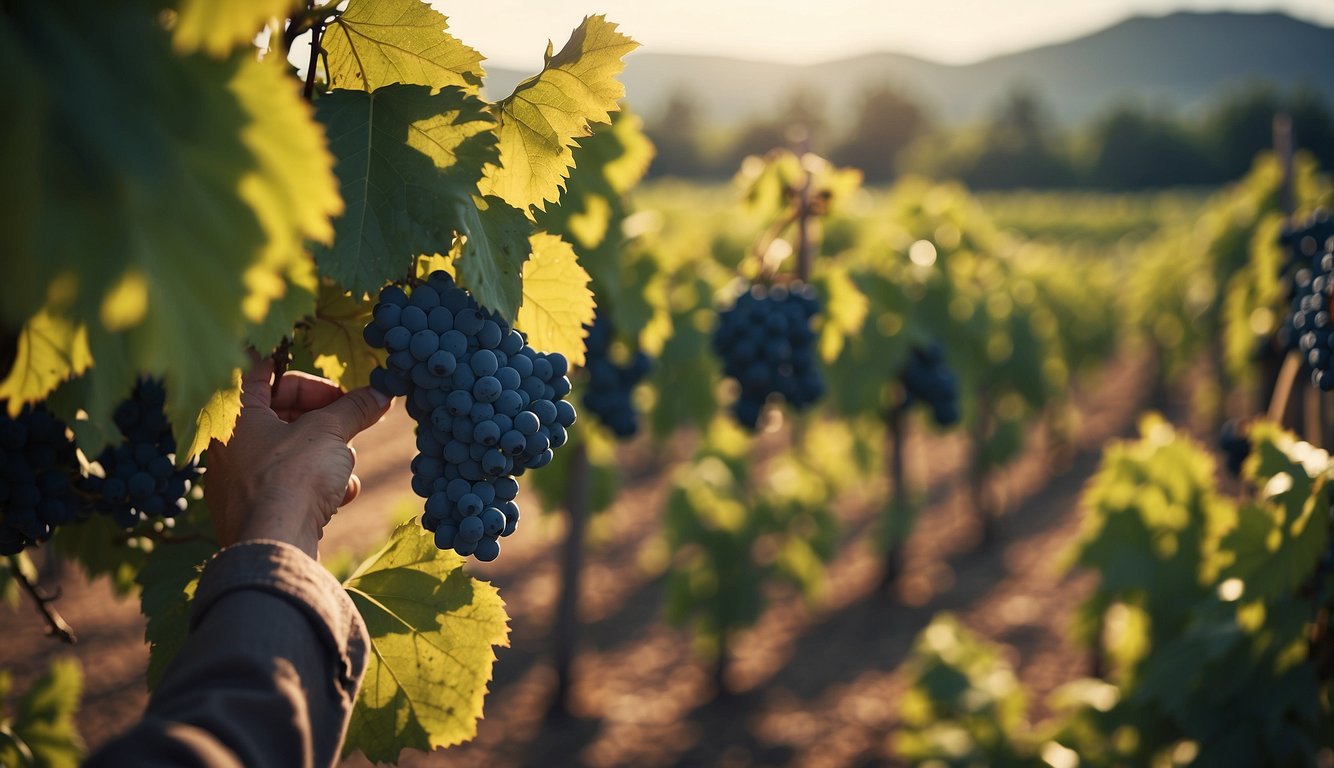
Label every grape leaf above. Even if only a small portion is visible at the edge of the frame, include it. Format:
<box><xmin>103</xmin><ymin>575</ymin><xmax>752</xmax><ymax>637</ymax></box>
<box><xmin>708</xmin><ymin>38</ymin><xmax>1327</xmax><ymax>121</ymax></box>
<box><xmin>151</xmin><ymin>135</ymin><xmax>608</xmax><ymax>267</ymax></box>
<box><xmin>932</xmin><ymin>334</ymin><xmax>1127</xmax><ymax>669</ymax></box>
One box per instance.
<box><xmin>452</xmin><ymin>196</ymin><xmax>533</xmax><ymax>321</ymax></box>
<box><xmin>5</xmin><ymin>657</ymin><xmax>85</xmax><ymax>768</ymax></box>
<box><xmin>535</xmin><ymin>110</ymin><xmax>655</xmax><ymax>319</ymax></box>
<box><xmin>0</xmin><ymin>309</ymin><xmax>92</xmax><ymax>416</ymax></box>
<box><xmin>516</xmin><ymin>233</ymin><xmax>595</xmax><ymax>366</ymax></box>
<box><xmin>172</xmin><ymin>0</ymin><xmax>297</xmax><ymax>57</ymax></box>
<box><xmin>814</xmin><ymin>265</ymin><xmax>869</xmax><ymax>363</ymax></box>
<box><xmin>315</xmin><ymin>85</ymin><xmax>500</xmax><ymax>295</ymax></box>
<box><xmin>303</xmin><ymin>284</ymin><xmax>386</xmax><ymax>390</ymax></box>
<box><xmin>246</xmin><ymin>253</ymin><xmax>317</xmax><ymax>355</ymax></box>
<box><xmin>0</xmin><ymin>5</ymin><xmax>341</xmax><ymax>451</ymax></box>
<box><xmin>1221</xmin><ymin>422</ymin><xmax>1334</xmax><ymax>600</ymax></box>
<box><xmin>323</xmin><ymin>0</ymin><xmax>484</xmax><ymax>93</ymax></box>
<box><xmin>342</xmin><ymin>521</ymin><xmax>510</xmax><ymax>762</ymax></box>
<box><xmin>479</xmin><ymin>16</ymin><xmax>638</xmax><ymax>212</ymax></box>
<box><xmin>182</xmin><ymin>370</ymin><xmax>243</xmax><ymax>460</ymax></box>
<box><xmin>140</xmin><ymin>536</ymin><xmax>218</xmax><ymax>690</ymax></box>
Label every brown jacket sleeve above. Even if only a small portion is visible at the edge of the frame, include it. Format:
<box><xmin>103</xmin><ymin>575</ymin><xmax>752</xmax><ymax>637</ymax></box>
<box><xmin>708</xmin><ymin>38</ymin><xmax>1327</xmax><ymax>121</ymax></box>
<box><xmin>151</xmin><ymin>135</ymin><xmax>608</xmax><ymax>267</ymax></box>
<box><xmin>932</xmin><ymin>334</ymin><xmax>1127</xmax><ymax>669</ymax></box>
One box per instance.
<box><xmin>86</xmin><ymin>540</ymin><xmax>369</xmax><ymax>768</ymax></box>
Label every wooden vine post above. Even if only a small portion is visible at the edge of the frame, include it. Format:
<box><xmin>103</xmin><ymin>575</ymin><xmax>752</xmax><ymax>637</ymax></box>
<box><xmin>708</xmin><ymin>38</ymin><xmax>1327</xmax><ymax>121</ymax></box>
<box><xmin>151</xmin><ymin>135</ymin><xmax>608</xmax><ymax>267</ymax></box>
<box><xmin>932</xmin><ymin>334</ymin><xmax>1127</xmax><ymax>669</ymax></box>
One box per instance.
<box><xmin>971</xmin><ymin>386</ymin><xmax>999</xmax><ymax>545</ymax></box>
<box><xmin>879</xmin><ymin>402</ymin><xmax>908</xmax><ymax>592</ymax></box>
<box><xmin>549</xmin><ymin>440</ymin><xmax>591</xmax><ymax>717</ymax></box>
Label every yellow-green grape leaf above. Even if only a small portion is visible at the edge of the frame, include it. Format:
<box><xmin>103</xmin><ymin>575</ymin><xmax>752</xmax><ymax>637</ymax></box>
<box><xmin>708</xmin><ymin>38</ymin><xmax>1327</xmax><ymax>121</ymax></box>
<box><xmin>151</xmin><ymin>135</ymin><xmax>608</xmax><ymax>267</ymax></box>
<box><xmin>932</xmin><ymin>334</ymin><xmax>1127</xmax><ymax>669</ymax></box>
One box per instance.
<box><xmin>0</xmin><ymin>309</ymin><xmax>92</xmax><ymax>416</ymax></box>
<box><xmin>452</xmin><ymin>196</ymin><xmax>533</xmax><ymax>321</ymax></box>
<box><xmin>600</xmin><ymin>108</ymin><xmax>656</xmax><ymax>196</ymax></box>
<box><xmin>479</xmin><ymin>16</ymin><xmax>638</xmax><ymax>211</ymax></box>
<box><xmin>315</xmin><ymin>85</ymin><xmax>499</xmax><ymax>295</ymax></box>
<box><xmin>1221</xmin><ymin>422</ymin><xmax>1333</xmax><ymax>600</ymax></box>
<box><xmin>181</xmin><ymin>369</ymin><xmax>243</xmax><ymax>460</ymax></box>
<box><xmin>342</xmin><ymin>521</ymin><xmax>510</xmax><ymax>762</ymax></box>
<box><xmin>515</xmin><ymin>233</ymin><xmax>594</xmax><ymax>366</ymax></box>
<box><xmin>246</xmin><ymin>255</ymin><xmax>318</xmax><ymax>355</ymax></box>
<box><xmin>323</xmin><ymin>0</ymin><xmax>484</xmax><ymax>92</ymax></box>
<box><xmin>139</xmin><ymin>536</ymin><xmax>216</xmax><ymax>689</ymax></box>
<box><xmin>6</xmin><ymin>658</ymin><xmax>85</xmax><ymax>768</ymax></box>
<box><xmin>302</xmin><ymin>283</ymin><xmax>386</xmax><ymax>390</ymax></box>
<box><xmin>172</xmin><ymin>0</ymin><xmax>297</xmax><ymax>57</ymax></box>
<box><xmin>815</xmin><ymin>265</ymin><xmax>869</xmax><ymax>363</ymax></box>
<box><xmin>1</xmin><ymin>5</ymin><xmax>341</xmax><ymax>449</ymax></box>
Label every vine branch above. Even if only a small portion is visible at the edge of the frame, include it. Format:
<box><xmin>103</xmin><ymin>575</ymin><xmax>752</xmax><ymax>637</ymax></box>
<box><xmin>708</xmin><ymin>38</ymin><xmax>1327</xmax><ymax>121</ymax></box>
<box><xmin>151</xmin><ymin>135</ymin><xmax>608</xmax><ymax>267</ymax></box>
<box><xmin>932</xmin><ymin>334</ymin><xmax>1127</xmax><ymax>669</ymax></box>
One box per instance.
<box><xmin>271</xmin><ymin>336</ymin><xmax>293</xmax><ymax>399</ymax></box>
<box><xmin>8</xmin><ymin>557</ymin><xmax>77</xmax><ymax>645</ymax></box>
<box><xmin>302</xmin><ymin>1</ymin><xmax>324</xmax><ymax>102</ymax></box>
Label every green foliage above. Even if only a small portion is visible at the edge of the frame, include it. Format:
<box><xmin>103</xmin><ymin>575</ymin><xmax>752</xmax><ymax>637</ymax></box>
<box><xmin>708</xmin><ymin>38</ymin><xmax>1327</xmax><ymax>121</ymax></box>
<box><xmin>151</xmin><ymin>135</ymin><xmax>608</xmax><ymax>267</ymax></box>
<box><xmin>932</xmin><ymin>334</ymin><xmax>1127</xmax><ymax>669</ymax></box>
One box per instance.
<box><xmin>480</xmin><ymin>16</ymin><xmax>639</xmax><ymax>212</ymax></box>
<box><xmin>140</xmin><ymin>537</ymin><xmax>218</xmax><ymax>689</ymax></box>
<box><xmin>525</xmin><ymin>428</ymin><xmax>619</xmax><ymax>517</ymax></box>
<box><xmin>1067</xmin><ymin>417</ymin><xmax>1334</xmax><ymax>765</ymax></box>
<box><xmin>663</xmin><ymin>419</ymin><xmax>839</xmax><ymax>656</ymax></box>
<box><xmin>302</xmin><ymin>283</ymin><xmax>386</xmax><ymax>390</ymax></box>
<box><xmin>536</xmin><ymin>110</ymin><xmax>657</xmax><ymax>324</ymax></box>
<box><xmin>50</xmin><ymin>515</ymin><xmax>155</xmax><ymax>597</ymax></box>
<box><xmin>0</xmin><ymin>658</ymin><xmax>84</xmax><ymax>768</ymax></box>
<box><xmin>313</xmin><ymin>84</ymin><xmax>501</xmax><ymax>297</ymax></box>
<box><xmin>2</xmin><ymin>3</ymin><xmax>341</xmax><ymax>454</ymax></box>
<box><xmin>1127</xmin><ymin>152</ymin><xmax>1330</xmax><ymax>392</ymax></box>
<box><xmin>896</xmin><ymin>615</ymin><xmax>1038</xmax><ymax>767</ymax></box>
<box><xmin>898</xmin><ymin>417</ymin><xmax>1334</xmax><ymax>767</ymax></box>
<box><xmin>171</xmin><ymin>0</ymin><xmax>298</xmax><ymax>57</ymax></box>
<box><xmin>322</xmin><ymin>0</ymin><xmax>484</xmax><ymax>93</ymax></box>
<box><xmin>516</xmin><ymin>233</ymin><xmax>596</xmax><ymax>367</ymax></box>
<box><xmin>342</xmin><ymin>521</ymin><xmax>510</xmax><ymax>763</ymax></box>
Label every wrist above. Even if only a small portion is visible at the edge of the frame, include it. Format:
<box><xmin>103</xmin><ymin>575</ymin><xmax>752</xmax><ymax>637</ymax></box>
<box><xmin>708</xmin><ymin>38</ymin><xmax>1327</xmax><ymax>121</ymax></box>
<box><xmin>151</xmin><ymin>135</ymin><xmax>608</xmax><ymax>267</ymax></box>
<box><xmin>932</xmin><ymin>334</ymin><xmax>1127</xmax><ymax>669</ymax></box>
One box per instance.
<box><xmin>237</xmin><ymin>500</ymin><xmax>323</xmax><ymax>559</ymax></box>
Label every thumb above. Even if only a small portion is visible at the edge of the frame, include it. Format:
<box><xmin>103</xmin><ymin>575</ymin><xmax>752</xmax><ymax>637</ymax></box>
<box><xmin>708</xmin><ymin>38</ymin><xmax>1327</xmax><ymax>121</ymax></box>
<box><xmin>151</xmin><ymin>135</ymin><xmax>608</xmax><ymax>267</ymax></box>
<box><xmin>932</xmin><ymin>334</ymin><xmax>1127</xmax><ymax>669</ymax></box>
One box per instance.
<box><xmin>320</xmin><ymin>387</ymin><xmax>392</xmax><ymax>442</ymax></box>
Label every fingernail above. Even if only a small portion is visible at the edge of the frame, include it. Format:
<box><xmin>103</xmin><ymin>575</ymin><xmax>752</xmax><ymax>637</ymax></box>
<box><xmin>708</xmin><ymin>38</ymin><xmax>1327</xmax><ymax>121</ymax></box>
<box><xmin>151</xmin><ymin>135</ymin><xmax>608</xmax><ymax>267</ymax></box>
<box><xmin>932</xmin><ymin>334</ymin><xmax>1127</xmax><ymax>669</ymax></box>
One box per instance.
<box><xmin>370</xmin><ymin>387</ymin><xmax>392</xmax><ymax>408</ymax></box>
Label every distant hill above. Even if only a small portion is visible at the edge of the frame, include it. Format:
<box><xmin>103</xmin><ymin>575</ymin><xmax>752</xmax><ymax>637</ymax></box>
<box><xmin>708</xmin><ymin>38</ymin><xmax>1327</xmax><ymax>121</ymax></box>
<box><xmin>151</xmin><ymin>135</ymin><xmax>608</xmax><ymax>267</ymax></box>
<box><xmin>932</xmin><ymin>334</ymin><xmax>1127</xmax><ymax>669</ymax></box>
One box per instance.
<box><xmin>483</xmin><ymin>11</ymin><xmax>1334</xmax><ymax>129</ymax></box>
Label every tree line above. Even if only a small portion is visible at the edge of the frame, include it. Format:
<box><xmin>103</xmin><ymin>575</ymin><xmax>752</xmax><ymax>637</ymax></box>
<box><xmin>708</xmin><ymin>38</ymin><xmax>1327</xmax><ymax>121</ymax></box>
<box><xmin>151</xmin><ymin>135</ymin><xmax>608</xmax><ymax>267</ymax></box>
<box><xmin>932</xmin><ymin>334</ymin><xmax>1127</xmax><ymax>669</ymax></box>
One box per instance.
<box><xmin>645</xmin><ymin>83</ymin><xmax>1334</xmax><ymax>189</ymax></box>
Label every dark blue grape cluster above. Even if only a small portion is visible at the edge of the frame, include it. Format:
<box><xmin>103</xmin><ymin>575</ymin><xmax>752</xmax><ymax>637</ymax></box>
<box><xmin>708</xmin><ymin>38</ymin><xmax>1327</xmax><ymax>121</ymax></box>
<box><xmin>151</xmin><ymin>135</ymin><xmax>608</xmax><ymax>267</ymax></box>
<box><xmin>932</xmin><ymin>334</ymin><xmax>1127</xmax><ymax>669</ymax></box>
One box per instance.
<box><xmin>712</xmin><ymin>283</ymin><xmax>824</xmax><ymax>430</ymax></box>
<box><xmin>901</xmin><ymin>342</ymin><xmax>960</xmax><ymax>427</ymax></box>
<box><xmin>581</xmin><ymin>312</ymin><xmax>651</xmax><ymax>439</ymax></box>
<box><xmin>0</xmin><ymin>405</ymin><xmax>80</xmax><ymax>554</ymax></box>
<box><xmin>363</xmin><ymin>271</ymin><xmax>577</xmax><ymax>562</ymax></box>
<box><xmin>82</xmin><ymin>379</ymin><xmax>198</xmax><ymax>528</ymax></box>
<box><xmin>1282</xmin><ymin>221</ymin><xmax>1334</xmax><ymax>390</ymax></box>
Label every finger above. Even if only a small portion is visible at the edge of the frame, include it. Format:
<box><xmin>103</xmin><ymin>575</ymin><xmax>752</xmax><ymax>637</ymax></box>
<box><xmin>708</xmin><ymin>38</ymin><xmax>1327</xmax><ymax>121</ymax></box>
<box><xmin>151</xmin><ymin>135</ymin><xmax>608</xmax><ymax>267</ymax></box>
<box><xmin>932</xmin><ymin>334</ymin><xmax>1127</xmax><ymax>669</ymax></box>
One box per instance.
<box><xmin>342</xmin><ymin>473</ymin><xmax>361</xmax><ymax>506</ymax></box>
<box><xmin>319</xmin><ymin>387</ymin><xmax>392</xmax><ymax>442</ymax></box>
<box><xmin>273</xmin><ymin>371</ymin><xmax>345</xmax><ymax>417</ymax></box>
<box><xmin>239</xmin><ymin>356</ymin><xmax>276</xmax><ymax>411</ymax></box>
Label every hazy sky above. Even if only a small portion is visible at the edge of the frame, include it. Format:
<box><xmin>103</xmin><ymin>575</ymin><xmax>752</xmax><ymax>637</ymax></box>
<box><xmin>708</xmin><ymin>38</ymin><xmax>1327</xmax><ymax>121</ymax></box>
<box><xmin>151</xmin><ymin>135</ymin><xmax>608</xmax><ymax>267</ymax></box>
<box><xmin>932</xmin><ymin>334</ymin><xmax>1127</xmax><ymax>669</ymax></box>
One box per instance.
<box><xmin>436</xmin><ymin>0</ymin><xmax>1334</xmax><ymax>70</ymax></box>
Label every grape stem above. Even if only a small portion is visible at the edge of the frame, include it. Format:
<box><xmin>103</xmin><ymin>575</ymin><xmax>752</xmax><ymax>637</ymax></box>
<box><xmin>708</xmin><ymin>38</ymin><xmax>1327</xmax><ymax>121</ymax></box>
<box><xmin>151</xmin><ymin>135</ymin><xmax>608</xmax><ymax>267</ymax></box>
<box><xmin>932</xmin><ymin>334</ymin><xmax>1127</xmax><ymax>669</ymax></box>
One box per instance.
<box><xmin>8</xmin><ymin>557</ymin><xmax>77</xmax><ymax>645</ymax></box>
<box><xmin>300</xmin><ymin>0</ymin><xmax>327</xmax><ymax>102</ymax></box>
<box><xmin>270</xmin><ymin>337</ymin><xmax>293</xmax><ymax>400</ymax></box>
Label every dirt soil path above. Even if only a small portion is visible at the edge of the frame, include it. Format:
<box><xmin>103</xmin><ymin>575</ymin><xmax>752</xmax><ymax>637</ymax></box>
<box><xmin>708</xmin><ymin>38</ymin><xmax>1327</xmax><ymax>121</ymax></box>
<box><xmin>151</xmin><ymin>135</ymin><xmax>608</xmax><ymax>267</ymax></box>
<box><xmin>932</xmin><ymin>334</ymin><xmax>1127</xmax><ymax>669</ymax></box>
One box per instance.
<box><xmin>2</xmin><ymin>353</ymin><xmax>1152</xmax><ymax>768</ymax></box>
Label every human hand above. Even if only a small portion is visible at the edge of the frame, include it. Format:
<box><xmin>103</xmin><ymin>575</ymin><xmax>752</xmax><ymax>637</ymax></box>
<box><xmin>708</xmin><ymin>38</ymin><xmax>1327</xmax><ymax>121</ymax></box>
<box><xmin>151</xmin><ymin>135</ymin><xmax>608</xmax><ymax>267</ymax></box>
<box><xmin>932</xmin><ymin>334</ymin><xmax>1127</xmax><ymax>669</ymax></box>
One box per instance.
<box><xmin>204</xmin><ymin>359</ymin><xmax>392</xmax><ymax>559</ymax></box>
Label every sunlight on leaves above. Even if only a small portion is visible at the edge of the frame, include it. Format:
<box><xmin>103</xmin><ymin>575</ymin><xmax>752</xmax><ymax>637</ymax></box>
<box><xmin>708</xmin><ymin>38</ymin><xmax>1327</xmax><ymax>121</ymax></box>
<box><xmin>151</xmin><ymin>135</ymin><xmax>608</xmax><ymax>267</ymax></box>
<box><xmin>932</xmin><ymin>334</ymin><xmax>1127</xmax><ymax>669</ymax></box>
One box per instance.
<box><xmin>342</xmin><ymin>521</ymin><xmax>510</xmax><ymax>762</ymax></box>
<box><xmin>516</xmin><ymin>233</ymin><xmax>595</xmax><ymax>366</ymax></box>
<box><xmin>479</xmin><ymin>16</ymin><xmax>637</xmax><ymax>212</ymax></box>
<box><xmin>323</xmin><ymin>0</ymin><xmax>484</xmax><ymax>93</ymax></box>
